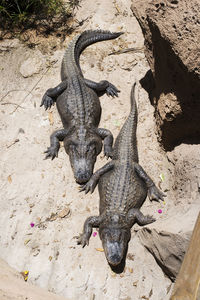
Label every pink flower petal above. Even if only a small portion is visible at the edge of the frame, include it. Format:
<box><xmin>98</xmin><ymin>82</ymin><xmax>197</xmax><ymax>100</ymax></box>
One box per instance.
<box><xmin>158</xmin><ymin>209</ymin><xmax>162</xmax><ymax>214</ymax></box>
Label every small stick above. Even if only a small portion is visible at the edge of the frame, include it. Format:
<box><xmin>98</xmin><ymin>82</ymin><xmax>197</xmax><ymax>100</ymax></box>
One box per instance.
<box><xmin>0</xmin><ymin>89</ymin><xmax>32</xmax><ymax>103</ymax></box>
<box><xmin>1</xmin><ymin>102</ymin><xmax>24</xmax><ymax>108</ymax></box>
<box><xmin>7</xmin><ymin>139</ymin><xmax>19</xmax><ymax>149</ymax></box>
<box><xmin>108</xmin><ymin>47</ymin><xmax>144</xmax><ymax>56</ymax></box>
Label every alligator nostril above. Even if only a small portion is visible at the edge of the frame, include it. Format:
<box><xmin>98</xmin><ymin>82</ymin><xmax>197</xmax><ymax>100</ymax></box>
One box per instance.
<box><xmin>109</xmin><ymin>254</ymin><xmax>121</xmax><ymax>265</ymax></box>
<box><xmin>75</xmin><ymin>171</ymin><xmax>91</xmax><ymax>184</ymax></box>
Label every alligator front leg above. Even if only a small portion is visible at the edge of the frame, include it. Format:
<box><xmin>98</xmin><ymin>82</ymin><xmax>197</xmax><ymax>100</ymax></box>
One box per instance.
<box><xmin>41</xmin><ymin>80</ymin><xmax>68</xmax><ymax>110</ymax></box>
<box><xmin>85</xmin><ymin>79</ymin><xmax>120</xmax><ymax>97</ymax></box>
<box><xmin>45</xmin><ymin>129</ymin><xmax>69</xmax><ymax>160</ymax></box>
<box><xmin>77</xmin><ymin>216</ymin><xmax>102</xmax><ymax>247</ymax></box>
<box><xmin>134</xmin><ymin>163</ymin><xmax>166</xmax><ymax>202</ymax></box>
<box><xmin>127</xmin><ymin>208</ymin><xmax>156</xmax><ymax>226</ymax></box>
<box><xmin>96</xmin><ymin>128</ymin><xmax>113</xmax><ymax>158</ymax></box>
<box><xmin>80</xmin><ymin>161</ymin><xmax>114</xmax><ymax>194</ymax></box>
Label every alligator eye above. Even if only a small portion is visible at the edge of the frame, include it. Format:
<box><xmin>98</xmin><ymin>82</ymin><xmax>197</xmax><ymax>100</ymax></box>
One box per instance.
<box><xmin>119</xmin><ymin>232</ymin><xmax>123</xmax><ymax>242</ymax></box>
<box><xmin>87</xmin><ymin>145</ymin><xmax>96</xmax><ymax>156</ymax></box>
<box><xmin>90</xmin><ymin>144</ymin><xmax>96</xmax><ymax>151</ymax></box>
<box><xmin>69</xmin><ymin>144</ymin><xmax>75</xmax><ymax>151</ymax></box>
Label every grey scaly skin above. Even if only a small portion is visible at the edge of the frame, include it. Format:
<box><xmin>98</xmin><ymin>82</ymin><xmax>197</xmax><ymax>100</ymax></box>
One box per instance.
<box><xmin>41</xmin><ymin>30</ymin><xmax>122</xmax><ymax>184</ymax></box>
<box><xmin>78</xmin><ymin>83</ymin><xmax>166</xmax><ymax>266</ymax></box>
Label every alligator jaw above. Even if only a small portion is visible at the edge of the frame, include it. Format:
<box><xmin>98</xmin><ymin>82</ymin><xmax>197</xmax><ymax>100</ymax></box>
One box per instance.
<box><xmin>100</xmin><ymin>226</ymin><xmax>131</xmax><ymax>266</ymax></box>
<box><xmin>104</xmin><ymin>241</ymin><xmax>124</xmax><ymax>266</ymax></box>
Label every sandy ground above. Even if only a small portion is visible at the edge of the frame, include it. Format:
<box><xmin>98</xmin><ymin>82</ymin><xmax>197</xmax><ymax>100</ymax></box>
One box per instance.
<box><xmin>0</xmin><ymin>0</ymin><xmax>199</xmax><ymax>299</ymax></box>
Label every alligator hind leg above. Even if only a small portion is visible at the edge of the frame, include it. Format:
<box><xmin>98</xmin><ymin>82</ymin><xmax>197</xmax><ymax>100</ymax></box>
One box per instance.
<box><xmin>77</xmin><ymin>216</ymin><xmax>103</xmax><ymax>247</ymax></box>
<box><xmin>85</xmin><ymin>78</ymin><xmax>120</xmax><ymax>97</ymax></box>
<box><xmin>127</xmin><ymin>208</ymin><xmax>156</xmax><ymax>226</ymax></box>
<box><xmin>41</xmin><ymin>80</ymin><xmax>68</xmax><ymax>110</ymax></box>
<box><xmin>134</xmin><ymin>163</ymin><xmax>166</xmax><ymax>202</ymax></box>
<box><xmin>45</xmin><ymin>129</ymin><xmax>69</xmax><ymax>160</ymax></box>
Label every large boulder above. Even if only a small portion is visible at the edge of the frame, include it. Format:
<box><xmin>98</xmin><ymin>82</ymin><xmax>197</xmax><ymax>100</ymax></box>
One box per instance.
<box><xmin>137</xmin><ymin>228</ymin><xmax>191</xmax><ymax>281</ymax></box>
<box><xmin>131</xmin><ymin>0</ymin><xmax>200</xmax><ymax>150</ymax></box>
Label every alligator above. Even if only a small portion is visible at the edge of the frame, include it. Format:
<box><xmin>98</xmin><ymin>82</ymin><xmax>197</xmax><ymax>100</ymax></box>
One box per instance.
<box><xmin>78</xmin><ymin>83</ymin><xmax>165</xmax><ymax>266</ymax></box>
<box><xmin>41</xmin><ymin>30</ymin><xmax>122</xmax><ymax>184</ymax></box>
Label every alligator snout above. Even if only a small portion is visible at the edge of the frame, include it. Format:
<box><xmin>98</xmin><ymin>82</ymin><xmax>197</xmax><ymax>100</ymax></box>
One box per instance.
<box><xmin>75</xmin><ymin>171</ymin><xmax>91</xmax><ymax>184</ymax></box>
<box><xmin>71</xmin><ymin>157</ymin><xmax>93</xmax><ymax>184</ymax></box>
<box><xmin>107</xmin><ymin>253</ymin><xmax>122</xmax><ymax>266</ymax></box>
<box><xmin>104</xmin><ymin>241</ymin><xmax>124</xmax><ymax>266</ymax></box>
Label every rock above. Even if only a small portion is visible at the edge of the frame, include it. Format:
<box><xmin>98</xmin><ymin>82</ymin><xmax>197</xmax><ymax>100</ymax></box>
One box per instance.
<box><xmin>131</xmin><ymin>0</ymin><xmax>200</xmax><ymax>150</ymax></box>
<box><xmin>137</xmin><ymin>228</ymin><xmax>191</xmax><ymax>281</ymax></box>
<box><xmin>58</xmin><ymin>206</ymin><xmax>71</xmax><ymax>218</ymax></box>
<box><xmin>0</xmin><ymin>39</ymin><xmax>19</xmax><ymax>52</ymax></box>
<box><xmin>19</xmin><ymin>52</ymin><xmax>44</xmax><ymax>77</ymax></box>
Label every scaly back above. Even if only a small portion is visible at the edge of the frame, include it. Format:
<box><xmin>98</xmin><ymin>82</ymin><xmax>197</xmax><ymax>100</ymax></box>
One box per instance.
<box><xmin>61</xmin><ymin>30</ymin><xmax>123</xmax><ymax>80</ymax></box>
<box><xmin>112</xmin><ymin>83</ymin><xmax>138</xmax><ymax>163</ymax></box>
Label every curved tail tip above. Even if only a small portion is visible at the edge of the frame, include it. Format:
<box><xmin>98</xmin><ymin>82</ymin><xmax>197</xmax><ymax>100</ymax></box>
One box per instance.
<box><xmin>132</xmin><ymin>81</ymin><xmax>137</xmax><ymax>90</ymax></box>
<box><xmin>110</xmin><ymin>31</ymin><xmax>124</xmax><ymax>37</ymax></box>
<box><xmin>116</xmin><ymin>31</ymin><xmax>124</xmax><ymax>36</ymax></box>
<box><xmin>130</xmin><ymin>81</ymin><xmax>137</xmax><ymax>99</ymax></box>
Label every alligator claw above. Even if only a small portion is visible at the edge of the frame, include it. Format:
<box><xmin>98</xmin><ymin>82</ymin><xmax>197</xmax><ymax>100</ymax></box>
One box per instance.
<box><xmin>148</xmin><ymin>185</ymin><xmax>166</xmax><ymax>202</ymax></box>
<box><xmin>44</xmin><ymin>147</ymin><xmax>58</xmax><ymax>160</ymax></box>
<box><xmin>106</xmin><ymin>83</ymin><xmax>120</xmax><ymax>98</ymax></box>
<box><xmin>145</xmin><ymin>214</ymin><xmax>156</xmax><ymax>224</ymax></box>
<box><xmin>104</xmin><ymin>146</ymin><xmax>113</xmax><ymax>159</ymax></box>
<box><xmin>79</xmin><ymin>184</ymin><xmax>90</xmax><ymax>194</ymax></box>
<box><xmin>77</xmin><ymin>234</ymin><xmax>89</xmax><ymax>247</ymax></box>
<box><xmin>79</xmin><ymin>177</ymin><xmax>97</xmax><ymax>194</ymax></box>
<box><xmin>104</xmin><ymin>150</ymin><xmax>113</xmax><ymax>159</ymax></box>
<box><xmin>40</xmin><ymin>94</ymin><xmax>55</xmax><ymax>110</ymax></box>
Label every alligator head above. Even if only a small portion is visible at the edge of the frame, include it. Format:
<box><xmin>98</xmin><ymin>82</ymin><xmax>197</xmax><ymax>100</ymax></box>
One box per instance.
<box><xmin>64</xmin><ymin>127</ymin><xmax>102</xmax><ymax>184</ymax></box>
<box><xmin>99</xmin><ymin>214</ymin><xmax>131</xmax><ymax>266</ymax></box>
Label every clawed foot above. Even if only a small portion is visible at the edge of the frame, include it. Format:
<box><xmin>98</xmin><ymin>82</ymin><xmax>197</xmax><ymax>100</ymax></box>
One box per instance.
<box><xmin>148</xmin><ymin>185</ymin><xmax>166</xmax><ymax>202</ymax></box>
<box><xmin>129</xmin><ymin>208</ymin><xmax>156</xmax><ymax>226</ymax></box>
<box><xmin>40</xmin><ymin>94</ymin><xmax>55</xmax><ymax>110</ymax></box>
<box><xmin>104</xmin><ymin>146</ymin><xmax>113</xmax><ymax>159</ymax></box>
<box><xmin>77</xmin><ymin>233</ymin><xmax>89</xmax><ymax>247</ymax></box>
<box><xmin>44</xmin><ymin>146</ymin><xmax>59</xmax><ymax>160</ymax></box>
<box><xmin>79</xmin><ymin>176</ymin><xmax>98</xmax><ymax>194</ymax></box>
<box><xmin>144</xmin><ymin>215</ymin><xmax>156</xmax><ymax>225</ymax></box>
<box><xmin>106</xmin><ymin>83</ymin><xmax>120</xmax><ymax>97</ymax></box>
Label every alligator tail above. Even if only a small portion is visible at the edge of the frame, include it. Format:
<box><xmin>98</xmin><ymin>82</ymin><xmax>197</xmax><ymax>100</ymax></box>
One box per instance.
<box><xmin>61</xmin><ymin>30</ymin><xmax>123</xmax><ymax>80</ymax></box>
<box><xmin>130</xmin><ymin>82</ymin><xmax>137</xmax><ymax>112</ymax></box>
<box><xmin>112</xmin><ymin>82</ymin><xmax>139</xmax><ymax>162</ymax></box>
